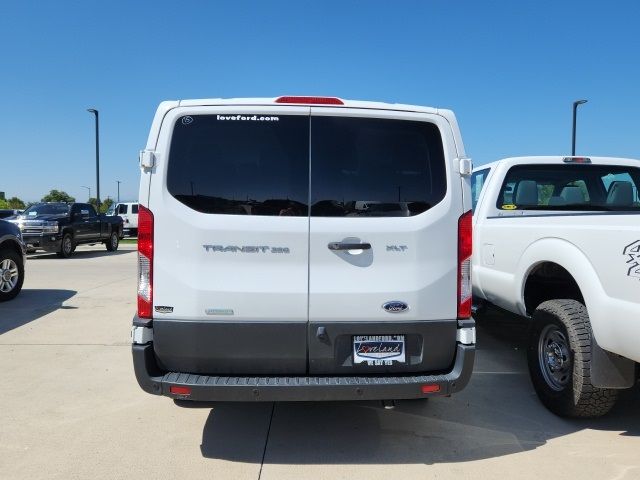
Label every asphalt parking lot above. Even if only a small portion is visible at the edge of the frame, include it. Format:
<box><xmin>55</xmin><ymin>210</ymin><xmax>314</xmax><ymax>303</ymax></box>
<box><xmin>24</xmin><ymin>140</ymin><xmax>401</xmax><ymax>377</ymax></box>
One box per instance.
<box><xmin>1</xmin><ymin>244</ymin><xmax>638</xmax><ymax>480</ymax></box>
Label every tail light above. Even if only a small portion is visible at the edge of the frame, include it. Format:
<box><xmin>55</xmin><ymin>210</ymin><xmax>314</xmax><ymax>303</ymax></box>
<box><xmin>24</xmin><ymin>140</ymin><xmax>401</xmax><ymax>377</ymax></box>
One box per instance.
<box><xmin>457</xmin><ymin>210</ymin><xmax>472</xmax><ymax>318</ymax></box>
<box><xmin>137</xmin><ymin>205</ymin><xmax>154</xmax><ymax>319</ymax></box>
<box><xmin>275</xmin><ymin>96</ymin><xmax>344</xmax><ymax>105</ymax></box>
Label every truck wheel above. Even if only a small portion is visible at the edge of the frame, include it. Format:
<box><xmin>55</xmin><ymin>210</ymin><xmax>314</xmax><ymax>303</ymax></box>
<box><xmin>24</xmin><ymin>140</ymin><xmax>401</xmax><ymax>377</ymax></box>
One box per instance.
<box><xmin>527</xmin><ymin>299</ymin><xmax>618</xmax><ymax>417</ymax></box>
<box><xmin>56</xmin><ymin>233</ymin><xmax>74</xmax><ymax>258</ymax></box>
<box><xmin>0</xmin><ymin>249</ymin><xmax>24</xmax><ymax>302</ymax></box>
<box><xmin>106</xmin><ymin>231</ymin><xmax>119</xmax><ymax>252</ymax></box>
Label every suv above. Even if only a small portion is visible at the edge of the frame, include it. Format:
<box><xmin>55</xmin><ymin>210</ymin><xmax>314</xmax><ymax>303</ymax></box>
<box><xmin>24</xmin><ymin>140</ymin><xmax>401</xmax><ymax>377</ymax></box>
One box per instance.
<box><xmin>132</xmin><ymin>96</ymin><xmax>476</xmax><ymax>403</ymax></box>
<box><xmin>0</xmin><ymin>219</ymin><xmax>26</xmax><ymax>302</ymax></box>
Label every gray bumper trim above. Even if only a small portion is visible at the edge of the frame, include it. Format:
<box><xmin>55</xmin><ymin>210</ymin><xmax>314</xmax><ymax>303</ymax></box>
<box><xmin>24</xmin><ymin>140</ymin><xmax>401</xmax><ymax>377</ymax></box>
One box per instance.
<box><xmin>132</xmin><ymin>342</ymin><xmax>475</xmax><ymax>402</ymax></box>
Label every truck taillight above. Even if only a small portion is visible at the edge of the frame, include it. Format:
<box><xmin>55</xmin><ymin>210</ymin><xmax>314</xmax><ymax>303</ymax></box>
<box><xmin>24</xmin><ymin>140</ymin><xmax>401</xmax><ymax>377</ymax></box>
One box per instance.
<box><xmin>457</xmin><ymin>211</ymin><xmax>472</xmax><ymax>319</ymax></box>
<box><xmin>137</xmin><ymin>205</ymin><xmax>154</xmax><ymax>319</ymax></box>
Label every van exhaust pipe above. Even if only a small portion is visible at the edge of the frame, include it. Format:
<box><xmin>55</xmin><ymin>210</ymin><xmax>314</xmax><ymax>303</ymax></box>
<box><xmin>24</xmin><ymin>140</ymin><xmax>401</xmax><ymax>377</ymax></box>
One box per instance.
<box><xmin>381</xmin><ymin>400</ymin><xmax>396</xmax><ymax>410</ymax></box>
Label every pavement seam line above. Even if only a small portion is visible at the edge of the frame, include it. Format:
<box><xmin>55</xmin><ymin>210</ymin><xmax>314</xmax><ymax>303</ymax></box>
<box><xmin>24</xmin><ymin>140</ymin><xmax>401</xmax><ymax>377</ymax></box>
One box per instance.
<box><xmin>258</xmin><ymin>402</ymin><xmax>276</xmax><ymax>480</ymax></box>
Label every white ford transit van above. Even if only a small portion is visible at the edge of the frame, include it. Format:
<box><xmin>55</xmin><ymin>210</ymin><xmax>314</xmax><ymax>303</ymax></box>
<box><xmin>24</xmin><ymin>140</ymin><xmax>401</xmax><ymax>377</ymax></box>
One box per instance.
<box><xmin>132</xmin><ymin>96</ymin><xmax>476</xmax><ymax>402</ymax></box>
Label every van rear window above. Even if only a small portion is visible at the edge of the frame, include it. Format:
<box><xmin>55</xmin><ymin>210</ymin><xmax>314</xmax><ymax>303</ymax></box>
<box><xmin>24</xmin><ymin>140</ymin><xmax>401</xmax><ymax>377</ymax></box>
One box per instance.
<box><xmin>167</xmin><ymin>115</ymin><xmax>310</xmax><ymax>216</ymax></box>
<box><xmin>310</xmin><ymin>116</ymin><xmax>446</xmax><ymax>217</ymax></box>
<box><xmin>497</xmin><ymin>164</ymin><xmax>640</xmax><ymax>211</ymax></box>
<box><xmin>167</xmin><ymin>114</ymin><xmax>447</xmax><ymax>217</ymax></box>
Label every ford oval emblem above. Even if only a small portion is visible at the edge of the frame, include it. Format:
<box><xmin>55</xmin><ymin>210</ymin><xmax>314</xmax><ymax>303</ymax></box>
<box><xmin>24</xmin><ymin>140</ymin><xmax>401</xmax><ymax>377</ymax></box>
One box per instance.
<box><xmin>382</xmin><ymin>301</ymin><xmax>409</xmax><ymax>313</ymax></box>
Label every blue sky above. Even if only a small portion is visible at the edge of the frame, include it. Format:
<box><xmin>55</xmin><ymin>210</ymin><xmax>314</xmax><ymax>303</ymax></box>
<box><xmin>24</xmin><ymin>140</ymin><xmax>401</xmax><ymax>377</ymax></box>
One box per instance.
<box><xmin>1</xmin><ymin>1</ymin><xmax>639</xmax><ymax>202</ymax></box>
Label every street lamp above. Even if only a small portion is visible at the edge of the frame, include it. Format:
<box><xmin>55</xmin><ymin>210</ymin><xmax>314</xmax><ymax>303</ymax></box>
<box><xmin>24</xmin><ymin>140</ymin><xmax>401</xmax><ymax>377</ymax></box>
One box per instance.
<box><xmin>87</xmin><ymin>108</ymin><xmax>100</xmax><ymax>211</ymax></box>
<box><xmin>571</xmin><ymin>99</ymin><xmax>588</xmax><ymax>156</ymax></box>
<box><xmin>81</xmin><ymin>185</ymin><xmax>91</xmax><ymax>200</ymax></box>
<box><xmin>116</xmin><ymin>180</ymin><xmax>121</xmax><ymax>203</ymax></box>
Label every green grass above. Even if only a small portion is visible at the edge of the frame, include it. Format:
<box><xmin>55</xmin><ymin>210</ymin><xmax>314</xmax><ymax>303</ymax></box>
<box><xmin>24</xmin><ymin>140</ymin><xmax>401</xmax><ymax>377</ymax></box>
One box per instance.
<box><xmin>120</xmin><ymin>238</ymin><xmax>138</xmax><ymax>244</ymax></box>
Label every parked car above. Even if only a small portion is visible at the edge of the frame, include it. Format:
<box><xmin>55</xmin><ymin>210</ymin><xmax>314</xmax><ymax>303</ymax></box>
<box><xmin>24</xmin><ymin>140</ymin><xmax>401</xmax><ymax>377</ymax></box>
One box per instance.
<box><xmin>0</xmin><ymin>209</ymin><xmax>22</xmax><ymax>219</ymax></box>
<box><xmin>0</xmin><ymin>218</ymin><xmax>26</xmax><ymax>302</ymax></box>
<box><xmin>113</xmin><ymin>202</ymin><xmax>139</xmax><ymax>237</ymax></box>
<box><xmin>471</xmin><ymin>156</ymin><xmax>640</xmax><ymax>417</ymax></box>
<box><xmin>132</xmin><ymin>96</ymin><xmax>476</xmax><ymax>404</ymax></box>
<box><xmin>7</xmin><ymin>202</ymin><xmax>123</xmax><ymax>258</ymax></box>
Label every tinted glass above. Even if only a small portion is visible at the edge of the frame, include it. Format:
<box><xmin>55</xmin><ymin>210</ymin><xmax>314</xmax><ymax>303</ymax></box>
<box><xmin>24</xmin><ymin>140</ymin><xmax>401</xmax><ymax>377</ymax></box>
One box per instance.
<box><xmin>497</xmin><ymin>164</ymin><xmax>640</xmax><ymax>211</ymax></box>
<box><xmin>118</xmin><ymin>204</ymin><xmax>128</xmax><ymax>214</ymax></box>
<box><xmin>310</xmin><ymin>116</ymin><xmax>446</xmax><ymax>217</ymax></box>
<box><xmin>132</xmin><ymin>204</ymin><xmax>139</xmax><ymax>214</ymax></box>
<box><xmin>86</xmin><ymin>205</ymin><xmax>97</xmax><ymax>217</ymax></box>
<box><xmin>167</xmin><ymin>114</ymin><xmax>309</xmax><ymax>216</ymax></box>
<box><xmin>23</xmin><ymin>203</ymin><xmax>69</xmax><ymax>216</ymax></box>
<box><xmin>471</xmin><ymin>168</ymin><xmax>490</xmax><ymax>212</ymax></box>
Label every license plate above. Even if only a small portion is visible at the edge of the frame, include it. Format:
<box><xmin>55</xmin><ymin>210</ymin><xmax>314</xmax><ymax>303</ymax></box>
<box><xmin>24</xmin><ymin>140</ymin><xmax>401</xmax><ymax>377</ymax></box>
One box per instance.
<box><xmin>353</xmin><ymin>335</ymin><xmax>406</xmax><ymax>366</ymax></box>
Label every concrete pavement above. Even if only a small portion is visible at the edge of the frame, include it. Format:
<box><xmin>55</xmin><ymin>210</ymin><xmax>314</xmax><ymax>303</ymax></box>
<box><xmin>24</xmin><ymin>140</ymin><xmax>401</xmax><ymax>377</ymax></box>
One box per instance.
<box><xmin>1</xmin><ymin>244</ymin><xmax>638</xmax><ymax>480</ymax></box>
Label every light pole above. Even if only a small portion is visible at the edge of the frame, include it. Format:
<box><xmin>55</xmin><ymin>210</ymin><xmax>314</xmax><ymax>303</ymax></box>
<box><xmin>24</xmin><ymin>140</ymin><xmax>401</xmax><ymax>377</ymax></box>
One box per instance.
<box><xmin>116</xmin><ymin>180</ymin><xmax>121</xmax><ymax>203</ymax></box>
<box><xmin>87</xmin><ymin>108</ymin><xmax>100</xmax><ymax>211</ymax></box>
<box><xmin>571</xmin><ymin>99</ymin><xmax>588</xmax><ymax>156</ymax></box>
<box><xmin>81</xmin><ymin>185</ymin><xmax>91</xmax><ymax>200</ymax></box>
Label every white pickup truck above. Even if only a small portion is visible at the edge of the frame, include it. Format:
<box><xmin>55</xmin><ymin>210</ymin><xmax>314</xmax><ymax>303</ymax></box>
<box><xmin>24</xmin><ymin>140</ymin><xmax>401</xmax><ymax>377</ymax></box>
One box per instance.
<box><xmin>471</xmin><ymin>156</ymin><xmax>640</xmax><ymax>417</ymax></box>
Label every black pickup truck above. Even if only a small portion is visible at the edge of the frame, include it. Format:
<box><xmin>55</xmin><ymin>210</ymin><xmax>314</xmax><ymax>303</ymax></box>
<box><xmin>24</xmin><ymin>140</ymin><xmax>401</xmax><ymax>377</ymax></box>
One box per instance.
<box><xmin>7</xmin><ymin>202</ymin><xmax>123</xmax><ymax>258</ymax></box>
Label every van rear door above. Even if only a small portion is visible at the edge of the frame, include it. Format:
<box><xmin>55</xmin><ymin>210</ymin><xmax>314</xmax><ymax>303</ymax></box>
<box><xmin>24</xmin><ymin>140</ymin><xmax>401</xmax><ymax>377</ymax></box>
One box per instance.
<box><xmin>307</xmin><ymin>109</ymin><xmax>462</xmax><ymax>374</ymax></box>
<box><xmin>150</xmin><ymin>106</ymin><xmax>311</xmax><ymax>374</ymax></box>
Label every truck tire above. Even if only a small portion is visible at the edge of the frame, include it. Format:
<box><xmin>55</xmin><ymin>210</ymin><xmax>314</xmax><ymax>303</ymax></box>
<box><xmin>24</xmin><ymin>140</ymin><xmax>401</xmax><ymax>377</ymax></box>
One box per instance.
<box><xmin>0</xmin><ymin>248</ymin><xmax>24</xmax><ymax>302</ymax></box>
<box><xmin>56</xmin><ymin>233</ymin><xmax>74</xmax><ymax>258</ymax></box>
<box><xmin>527</xmin><ymin>299</ymin><xmax>618</xmax><ymax>418</ymax></box>
<box><xmin>106</xmin><ymin>231</ymin><xmax>119</xmax><ymax>252</ymax></box>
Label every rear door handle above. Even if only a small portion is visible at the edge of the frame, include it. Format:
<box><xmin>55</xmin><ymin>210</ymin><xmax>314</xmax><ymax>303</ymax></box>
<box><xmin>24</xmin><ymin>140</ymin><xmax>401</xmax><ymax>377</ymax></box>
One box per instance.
<box><xmin>328</xmin><ymin>242</ymin><xmax>371</xmax><ymax>251</ymax></box>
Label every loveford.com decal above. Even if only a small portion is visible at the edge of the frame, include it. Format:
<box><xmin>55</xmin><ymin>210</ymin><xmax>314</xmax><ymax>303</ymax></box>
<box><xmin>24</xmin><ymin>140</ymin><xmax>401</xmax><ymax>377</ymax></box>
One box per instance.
<box><xmin>216</xmin><ymin>114</ymin><xmax>279</xmax><ymax>122</ymax></box>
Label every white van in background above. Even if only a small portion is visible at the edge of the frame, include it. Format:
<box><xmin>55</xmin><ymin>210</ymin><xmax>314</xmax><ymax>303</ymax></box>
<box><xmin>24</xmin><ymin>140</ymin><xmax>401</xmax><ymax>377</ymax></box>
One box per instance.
<box><xmin>113</xmin><ymin>202</ymin><xmax>138</xmax><ymax>236</ymax></box>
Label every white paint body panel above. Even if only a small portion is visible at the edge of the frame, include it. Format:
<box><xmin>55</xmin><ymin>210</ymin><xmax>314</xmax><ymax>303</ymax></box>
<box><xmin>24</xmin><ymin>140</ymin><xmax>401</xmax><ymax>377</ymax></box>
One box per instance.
<box><xmin>472</xmin><ymin>156</ymin><xmax>640</xmax><ymax>362</ymax></box>
<box><xmin>139</xmin><ymin>98</ymin><xmax>468</xmax><ymax>326</ymax></box>
<box><xmin>308</xmin><ymin>107</ymin><xmax>465</xmax><ymax>322</ymax></box>
<box><xmin>146</xmin><ymin>105</ymin><xmax>310</xmax><ymax>322</ymax></box>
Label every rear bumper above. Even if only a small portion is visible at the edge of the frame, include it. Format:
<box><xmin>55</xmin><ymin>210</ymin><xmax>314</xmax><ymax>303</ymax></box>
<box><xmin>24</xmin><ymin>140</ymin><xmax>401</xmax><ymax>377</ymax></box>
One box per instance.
<box><xmin>132</xmin><ymin>334</ymin><xmax>475</xmax><ymax>402</ymax></box>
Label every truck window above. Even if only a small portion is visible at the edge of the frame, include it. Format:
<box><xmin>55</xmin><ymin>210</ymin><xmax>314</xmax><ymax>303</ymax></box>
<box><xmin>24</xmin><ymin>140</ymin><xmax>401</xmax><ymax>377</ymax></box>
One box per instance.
<box><xmin>497</xmin><ymin>164</ymin><xmax>640</xmax><ymax>211</ymax></box>
<box><xmin>82</xmin><ymin>204</ymin><xmax>98</xmax><ymax>217</ymax></box>
<box><xmin>118</xmin><ymin>204</ymin><xmax>128</xmax><ymax>214</ymax></box>
<box><xmin>131</xmin><ymin>204</ymin><xmax>139</xmax><ymax>214</ymax></box>
<box><xmin>167</xmin><ymin>115</ymin><xmax>309</xmax><ymax>216</ymax></box>
<box><xmin>471</xmin><ymin>168</ymin><xmax>490</xmax><ymax>212</ymax></box>
<box><xmin>310</xmin><ymin>116</ymin><xmax>446</xmax><ymax>217</ymax></box>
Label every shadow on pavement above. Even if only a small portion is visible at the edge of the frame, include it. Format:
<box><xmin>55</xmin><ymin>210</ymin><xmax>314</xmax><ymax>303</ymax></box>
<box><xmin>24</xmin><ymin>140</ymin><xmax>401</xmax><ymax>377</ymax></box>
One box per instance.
<box><xmin>28</xmin><ymin>249</ymin><xmax>133</xmax><ymax>260</ymax></box>
<box><xmin>0</xmin><ymin>289</ymin><xmax>76</xmax><ymax>335</ymax></box>
<box><xmin>198</xmin><ymin>308</ymin><xmax>639</xmax><ymax>464</ymax></box>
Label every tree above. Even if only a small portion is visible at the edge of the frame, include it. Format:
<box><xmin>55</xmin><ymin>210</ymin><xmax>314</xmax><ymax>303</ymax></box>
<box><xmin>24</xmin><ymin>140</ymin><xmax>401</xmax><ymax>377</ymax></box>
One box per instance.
<box><xmin>7</xmin><ymin>197</ymin><xmax>25</xmax><ymax>209</ymax></box>
<box><xmin>42</xmin><ymin>190</ymin><xmax>75</xmax><ymax>203</ymax></box>
<box><xmin>0</xmin><ymin>196</ymin><xmax>26</xmax><ymax>210</ymax></box>
<box><xmin>88</xmin><ymin>197</ymin><xmax>113</xmax><ymax>213</ymax></box>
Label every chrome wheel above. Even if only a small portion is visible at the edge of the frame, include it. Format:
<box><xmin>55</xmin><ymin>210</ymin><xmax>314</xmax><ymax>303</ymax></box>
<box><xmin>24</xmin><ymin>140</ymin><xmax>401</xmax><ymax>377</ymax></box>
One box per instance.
<box><xmin>111</xmin><ymin>233</ymin><xmax>118</xmax><ymax>248</ymax></box>
<box><xmin>0</xmin><ymin>258</ymin><xmax>19</xmax><ymax>293</ymax></box>
<box><xmin>538</xmin><ymin>324</ymin><xmax>572</xmax><ymax>391</ymax></box>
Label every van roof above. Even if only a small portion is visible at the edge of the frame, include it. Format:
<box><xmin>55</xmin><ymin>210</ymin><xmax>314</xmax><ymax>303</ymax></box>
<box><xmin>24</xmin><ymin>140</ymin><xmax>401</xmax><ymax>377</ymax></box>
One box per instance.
<box><xmin>176</xmin><ymin>97</ymin><xmax>441</xmax><ymax>115</ymax></box>
<box><xmin>146</xmin><ymin>98</ymin><xmax>465</xmax><ymax>157</ymax></box>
